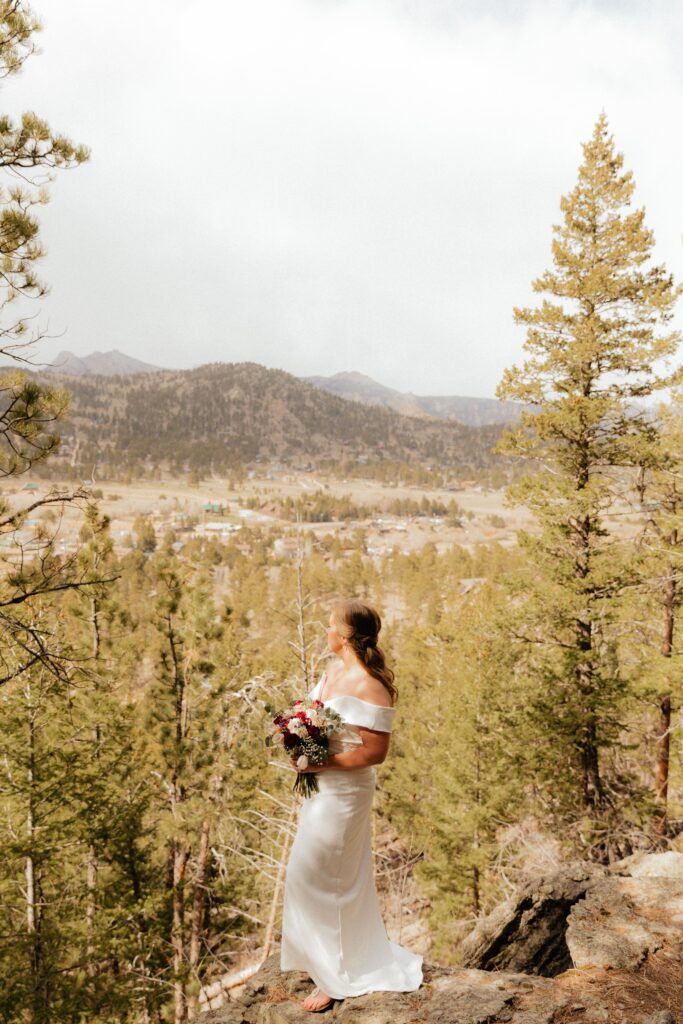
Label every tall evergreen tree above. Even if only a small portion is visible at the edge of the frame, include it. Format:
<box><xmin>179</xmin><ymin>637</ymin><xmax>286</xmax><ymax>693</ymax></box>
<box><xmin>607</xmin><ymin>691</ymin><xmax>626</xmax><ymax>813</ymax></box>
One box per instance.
<box><xmin>0</xmin><ymin>0</ymin><xmax>94</xmax><ymax>691</ymax></box>
<box><xmin>0</xmin><ymin>0</ymin><xmax>88</xmax><ymax>416</ymax></box>
<box><xmin>496</xmin><ymin>114</ymin><xmax>681</xmax><ymax>860</ymax></box>
<box><xmin>140</xmin><ymin>551</ymin><xmax>253</xmax><ymax>1023</ymax></box>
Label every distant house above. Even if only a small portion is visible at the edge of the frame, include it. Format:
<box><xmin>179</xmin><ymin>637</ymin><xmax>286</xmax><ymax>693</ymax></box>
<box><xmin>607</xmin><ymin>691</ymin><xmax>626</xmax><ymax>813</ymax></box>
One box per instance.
<box><xmin>204</xmin><ymin>522</ymin><xmax>241</xmax><ymax>534</ymax></box>
<box><xmin>202</xmin><ymin>501</ymin><xmax>225</xmax><ymax>514</ymax></box>
<box><xmin>273</xmin><ymin>537</ymin><xmax>299</xmax><ymax>559</ymax></box>
<box><xmin>21</xmin><ymin>482</ymin><xmax>39</xmax><ymax>491</ymax></box>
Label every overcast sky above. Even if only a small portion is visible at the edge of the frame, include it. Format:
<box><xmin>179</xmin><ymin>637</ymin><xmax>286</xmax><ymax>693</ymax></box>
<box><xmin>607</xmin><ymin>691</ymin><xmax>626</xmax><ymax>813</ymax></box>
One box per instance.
<box><xmin>3</xmin><ymin>0</ymin><xmax>682</xmax><ymax>397</ymax></box>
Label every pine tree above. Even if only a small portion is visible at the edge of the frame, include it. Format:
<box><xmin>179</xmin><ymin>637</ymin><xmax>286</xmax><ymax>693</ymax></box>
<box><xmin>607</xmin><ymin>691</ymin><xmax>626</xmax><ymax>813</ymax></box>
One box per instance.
<box><xmin>140</xmin><ymin>550</ymin><xmax>255</xmax><ymax>1023</ymax></box>
<box><xmin>0</xmin><ymin>0</ymin><xmax>88</xmax><ymax>432</ymax></box>
<box><xmin>61</xmin><ymin>505</ymin><xmax>162</xmax><ymax>1018</ymax></box>
<box><xmin>0</xmin><ymin>1</ymin><xmax>95</xmax><ymax>692</ymax></box>
<box><xmin>496</xmin><ymin>114</ymin><xmax>681</xmax><ymax>860</ymax></box>
<box><xmin>0</xmin><ymin>615</ymin><xmax>105</xmax><ymax>1023</ymax></box>
<box><xmin>383</xmin><ymin>586</ymin><xmax>525</xmax><ymax>961</ymax></box>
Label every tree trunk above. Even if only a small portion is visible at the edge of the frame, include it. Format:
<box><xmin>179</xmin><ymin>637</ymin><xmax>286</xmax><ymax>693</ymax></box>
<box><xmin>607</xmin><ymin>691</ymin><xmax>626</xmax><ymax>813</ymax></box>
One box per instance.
<box><xmin>172</xmin><ymin>843</ymin><xmax>190</xmax><ymax>1024</ymax></box>
<box><xmin>472</xmin><ymin>864</ymin><xmax>480</xmax><ymax>917</ymax></box>
<box><xmin>86</xmin><ymin>595</ymin><xmax>101</xmax><ymax>973</ymax></box>
<box><xmin>26</xmin><ymin>699</ymin><xmax>41</xmax><ymax>1022</ymax></box>
<box><xmin>580</xmin><ymin>714</ymin><xmax>602</xmax><ymax>807</ymax></box>
<box><xmin>167</xmin><ymin>612</ymin><xmax>189</xmax><ymax>1024</ymax></box>
<box><xmin>295</xmin><ymin>533</ymin><xmax>310</xmax><ymax>691</ymax></box>
<box><xmin>86</xmin><ymin>844</ymin><xmax>98</xmax><ymax>974</ymax></box>
<box><xmin>654</xmin><ymin>696</ymin><xmax>671</xmax><ymax>839</ymax></box>
<box><xmin>187</xmin><ymin>819</ymin><xmax>212</xmax><ymax>1018</ymax></box>
<box><xmin>576</xmin><ymin>614</ymin><xmax>603</xmax><ymax>810</ymax></box>
<box><xmin>473</xmin><ymin>746</ymin><xmax>481</xmax><ymax>916</ymax></box>
<box><xmin>654</xmin><ymin>562</ymin><xmax>676</xmax><ymax>841</ymax></box>
<box><xmin>575</xmin><ymin>497</ymin><xmax>604</xmax><ymax>814</ymax></box>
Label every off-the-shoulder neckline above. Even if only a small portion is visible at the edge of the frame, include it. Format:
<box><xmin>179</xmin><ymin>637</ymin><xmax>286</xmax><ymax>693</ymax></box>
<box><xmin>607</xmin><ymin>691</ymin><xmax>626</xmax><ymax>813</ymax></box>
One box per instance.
<box><xmin>324</xmin><ymin>694</ymin><xmax>396</xmax><ymax>711</ymax></box>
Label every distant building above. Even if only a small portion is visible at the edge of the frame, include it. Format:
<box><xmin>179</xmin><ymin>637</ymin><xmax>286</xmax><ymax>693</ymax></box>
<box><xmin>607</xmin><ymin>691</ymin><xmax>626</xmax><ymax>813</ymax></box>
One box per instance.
<box><xmin>273</xmin><ymin>536</ymin><xmax>307</xmax><ymax>559</ymax></box>
<box><xmin>204</xmin><ymin>522</ymin><xmax>241</xmax><ymax>534</ymax></box>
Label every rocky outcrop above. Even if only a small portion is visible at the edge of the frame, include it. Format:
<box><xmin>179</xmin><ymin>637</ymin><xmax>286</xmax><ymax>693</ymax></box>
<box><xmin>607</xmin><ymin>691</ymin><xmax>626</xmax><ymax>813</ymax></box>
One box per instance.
<box><xmin>204</xmin><ymin>853</ymin><xmax>683</xmax><ymax>1024</ymax></box>
<box><xmin>202</xmin><ymin>956</ymin><xmax>571</xmax><ymax>1024</ymax></box>
<box><xmin>611</xmin><ymin>849</ymin><xmax>683</xmax><ymax>879</ymax></box>
<box><xmin>566</xmin><ymin>874</ymin><xmax>683</xmax><ymax>971</ymax></box>
<box><xmin>459</xmin><ymin>863</ymin><xmax>605</xmax><ymax>976</ymax></box>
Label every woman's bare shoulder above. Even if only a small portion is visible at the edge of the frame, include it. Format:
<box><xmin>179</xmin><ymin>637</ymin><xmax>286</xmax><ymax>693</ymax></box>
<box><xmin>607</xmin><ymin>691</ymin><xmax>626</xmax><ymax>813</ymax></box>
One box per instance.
<box><xmin>354</xmin><ymin>675</ymin><xmax>394</xmax><ymax>708</ymax></box>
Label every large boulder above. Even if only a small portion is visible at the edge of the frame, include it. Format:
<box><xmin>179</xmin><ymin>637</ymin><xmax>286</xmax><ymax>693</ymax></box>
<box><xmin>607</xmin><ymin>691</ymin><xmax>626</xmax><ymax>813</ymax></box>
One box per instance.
<box><xmin>459</xmin><ymin>863</ymin><xmax>605</xmax><ymax>976</ymax></box>
<box><xmin>566</xmin><ymin>854</ymin><xmax>683</xmax><ymax>971</ymax></box>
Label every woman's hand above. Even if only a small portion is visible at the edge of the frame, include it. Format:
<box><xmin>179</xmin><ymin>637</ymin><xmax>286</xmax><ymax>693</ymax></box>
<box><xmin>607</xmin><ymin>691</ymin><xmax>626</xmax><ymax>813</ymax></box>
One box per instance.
<box><xmin>289</xmin><ymin>755</ymin><xmax>326</xmax><ymax>773</ymax></box>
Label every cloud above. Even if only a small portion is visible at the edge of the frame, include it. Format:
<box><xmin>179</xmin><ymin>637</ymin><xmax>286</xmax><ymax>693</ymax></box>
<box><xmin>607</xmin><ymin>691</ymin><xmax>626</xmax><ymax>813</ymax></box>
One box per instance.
<box><xmin>3</xmin><ymin>0</ymin><xmax>682</xmax><ymax>396</ymax></box>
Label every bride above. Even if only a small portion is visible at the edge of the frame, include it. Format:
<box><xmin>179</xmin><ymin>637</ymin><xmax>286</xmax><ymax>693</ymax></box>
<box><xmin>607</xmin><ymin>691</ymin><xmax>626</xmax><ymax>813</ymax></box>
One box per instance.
<box><xmin>279</xmin><ymin>598</ymin><xmax>423</xmax><ymax>1012</ymax></box>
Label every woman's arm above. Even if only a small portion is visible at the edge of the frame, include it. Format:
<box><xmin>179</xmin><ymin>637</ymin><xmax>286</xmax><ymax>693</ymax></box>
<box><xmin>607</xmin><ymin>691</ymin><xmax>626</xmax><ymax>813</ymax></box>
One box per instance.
<box><xmin>292</xmin><ymin>729</ymin><xmax>390</xmax><ymax>772</ymax></box>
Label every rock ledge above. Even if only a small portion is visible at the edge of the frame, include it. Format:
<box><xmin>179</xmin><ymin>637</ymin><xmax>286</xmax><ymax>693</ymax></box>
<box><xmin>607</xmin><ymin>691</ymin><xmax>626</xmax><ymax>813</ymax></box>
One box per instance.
<box><xmin>204</xmin><ymin>853</ymin><xmax>683</xmax><ymax>1024</ymax></box>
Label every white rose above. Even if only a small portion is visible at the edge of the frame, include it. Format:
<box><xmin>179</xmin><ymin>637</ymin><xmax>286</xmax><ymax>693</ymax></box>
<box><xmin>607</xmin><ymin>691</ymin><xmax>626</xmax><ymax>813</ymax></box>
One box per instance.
<box><xmin>296</xmin><ymin>754</ymin><xmax>309</xmax><ymax>769</ymax></box>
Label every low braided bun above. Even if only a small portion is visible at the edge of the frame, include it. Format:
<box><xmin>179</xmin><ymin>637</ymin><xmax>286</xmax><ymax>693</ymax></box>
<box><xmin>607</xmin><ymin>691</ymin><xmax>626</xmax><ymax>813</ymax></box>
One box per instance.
<box><xmin>331</xmin><ymin>600</ymin><xmax>397</xmax><ymax>704</ymax></box>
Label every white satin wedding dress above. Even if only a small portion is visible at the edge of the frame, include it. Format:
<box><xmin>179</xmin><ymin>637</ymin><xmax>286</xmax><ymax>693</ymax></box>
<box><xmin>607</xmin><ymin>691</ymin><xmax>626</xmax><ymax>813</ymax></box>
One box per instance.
<box><xmin>280</xmin><ymin>671</ymin><xmax>423</xmax><ymax>1000</ymax></box>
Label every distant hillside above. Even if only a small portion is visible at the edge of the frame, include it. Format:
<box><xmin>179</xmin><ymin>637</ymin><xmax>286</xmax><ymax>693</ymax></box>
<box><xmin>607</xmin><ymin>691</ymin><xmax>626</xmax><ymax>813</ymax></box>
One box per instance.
<box><xmin>302</xmin><ymin>371</ymin><xmax>524</xmax><ymax>426</ymax></box>
<box><xmin>43</xmin><ymin>349</ymin><xmax>164</xmax><ymax>376</ymax></box>
<box><xmin>29</xmin><ymin>361</ymin><xmax>506</xmax><ymax>477</ymax></box>
<box><xmin>38</xmin><ymin>354</ymin><xmax>522</xmax><ymax>427</ymax></box>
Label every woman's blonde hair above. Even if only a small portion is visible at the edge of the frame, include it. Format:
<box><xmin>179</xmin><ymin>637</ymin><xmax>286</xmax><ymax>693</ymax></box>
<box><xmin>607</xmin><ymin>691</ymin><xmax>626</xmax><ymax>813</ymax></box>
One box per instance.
<box><xmin>331</xmin><ymin>599</ymin><xmax>398</xmax><ymax>705</ymax></box>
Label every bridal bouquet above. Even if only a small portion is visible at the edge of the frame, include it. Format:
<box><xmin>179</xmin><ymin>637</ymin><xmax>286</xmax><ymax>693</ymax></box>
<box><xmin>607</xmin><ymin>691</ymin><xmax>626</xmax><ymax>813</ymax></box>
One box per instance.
<box><xmin>265</xmin><ymin>697</ymin><xmax>344</xmax><ymax>797</ymax></box>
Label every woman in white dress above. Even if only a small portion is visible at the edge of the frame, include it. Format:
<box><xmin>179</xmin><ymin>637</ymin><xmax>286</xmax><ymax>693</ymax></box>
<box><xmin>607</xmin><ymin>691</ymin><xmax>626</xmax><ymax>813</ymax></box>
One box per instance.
<box><xmin>280</xmin><ymin>599</ymin><xmax>423</xmax><ymax>1012</ymax></box>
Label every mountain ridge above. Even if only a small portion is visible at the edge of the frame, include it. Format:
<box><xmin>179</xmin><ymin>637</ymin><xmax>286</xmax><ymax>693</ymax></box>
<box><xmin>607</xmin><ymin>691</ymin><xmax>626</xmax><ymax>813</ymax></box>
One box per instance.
<box><xmin>37</xmin><ymin>350</ymin><xmax>521</xmax><ymax>428</ymax></box>
<box><xmin>302</xmin><ymin>370</ymin><xmax>523</xmax><ymax>426</ymax></box>
<box><xmin>43</xmin><ymin>348</ymin><xmax>165</xmax><ymax>376</ymax></box>
<box><xmin>29</xmin><ymin>360</ymin><xmax>506</xmax><ymax>477</ymax></box>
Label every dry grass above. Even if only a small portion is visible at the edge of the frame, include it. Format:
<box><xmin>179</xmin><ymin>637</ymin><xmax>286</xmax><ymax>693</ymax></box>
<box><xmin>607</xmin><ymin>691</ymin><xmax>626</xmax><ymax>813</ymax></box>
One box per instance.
<box><xmin>551</xmin><ymin>946</ymin><xmax>683</xmax><ymax>1023</ymax></box>
<box><xmin>262</xmin><ymin>980</ymin><xmax>291</xmax><ymax>1003</ymax></box>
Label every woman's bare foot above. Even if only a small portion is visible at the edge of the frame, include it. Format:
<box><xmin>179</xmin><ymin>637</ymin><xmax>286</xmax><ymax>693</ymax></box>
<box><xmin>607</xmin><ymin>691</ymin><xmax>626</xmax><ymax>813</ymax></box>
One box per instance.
<box><xmin>300</xmin><ymin>985</ymin><xmax>334</xmax><ymax>1011</ymax></box>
